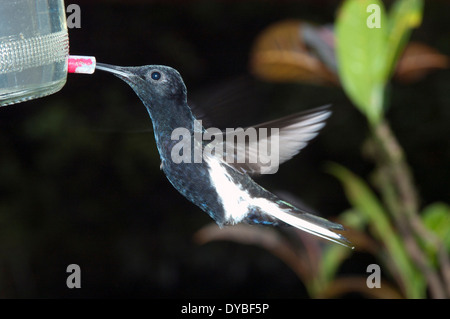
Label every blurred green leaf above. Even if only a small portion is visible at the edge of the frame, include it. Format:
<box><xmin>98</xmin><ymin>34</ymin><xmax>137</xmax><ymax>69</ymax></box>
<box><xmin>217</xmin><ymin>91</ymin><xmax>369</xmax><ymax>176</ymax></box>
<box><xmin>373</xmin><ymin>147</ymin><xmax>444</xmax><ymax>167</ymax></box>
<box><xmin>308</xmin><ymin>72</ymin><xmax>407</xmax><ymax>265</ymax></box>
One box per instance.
<box><xmin>340</xmin><ymin>208</ymin><xmax>370</xmax><ymax>229</ymax></box>
<box><xmin>384</xmin><ymin>0</ymin><xmax>424</xmax><ymax>80</ymax></box>
<box><xmin>320</xmin><ymin>239</ymin><xmax>352</xmax><ymax>287</ymax></box>
<box><xmin>319</xmin><ymin>209</ymin><xmax>366</xmax><ymax>286</ymax></box>
<box><xmin>336</xmin><ymin>0</ymin><xmax>424</xmax><ymax>125</ymax></box>
<box><xmin>422</xmin><ymin>202</ymin><xmax>450</xmax><ymax>251</ymax></box>
<box><xmin>327</xmin><ymin>163</ymin><xmax>391</xmax><ymax>237</ymax></box>
<box><xmin>336</xmin><ymin>0</ymin><xmax>387</xmax><ymax>125</ymax></box>
<box><xmin>326</xmin><ymin>162</ymin><xmax>426</xmax><ymax>298</ymax></box>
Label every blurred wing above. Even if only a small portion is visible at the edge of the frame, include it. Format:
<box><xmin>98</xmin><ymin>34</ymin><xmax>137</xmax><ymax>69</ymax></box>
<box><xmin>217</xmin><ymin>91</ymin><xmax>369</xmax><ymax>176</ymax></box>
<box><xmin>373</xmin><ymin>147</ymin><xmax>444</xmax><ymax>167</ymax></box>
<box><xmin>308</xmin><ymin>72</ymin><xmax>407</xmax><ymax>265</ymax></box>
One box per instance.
<box><xmin>212</xmin><ymin>105</ymin><xmax>331</xmax><ymax>175</ymax></box>
<box><xmin>189</xmin><ymin>75</ymin><xmax>264</xmax><ymax>129</ymax></box>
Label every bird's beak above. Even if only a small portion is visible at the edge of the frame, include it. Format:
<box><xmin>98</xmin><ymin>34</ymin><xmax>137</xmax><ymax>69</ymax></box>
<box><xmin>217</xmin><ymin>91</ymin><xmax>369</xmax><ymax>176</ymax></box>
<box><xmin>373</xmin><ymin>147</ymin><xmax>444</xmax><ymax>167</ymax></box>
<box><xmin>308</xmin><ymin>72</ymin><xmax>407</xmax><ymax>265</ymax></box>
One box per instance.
<box><xmin>95</xmin><ymin>63</ymin><xmax>135</xmax><ymax>82</ymax></box>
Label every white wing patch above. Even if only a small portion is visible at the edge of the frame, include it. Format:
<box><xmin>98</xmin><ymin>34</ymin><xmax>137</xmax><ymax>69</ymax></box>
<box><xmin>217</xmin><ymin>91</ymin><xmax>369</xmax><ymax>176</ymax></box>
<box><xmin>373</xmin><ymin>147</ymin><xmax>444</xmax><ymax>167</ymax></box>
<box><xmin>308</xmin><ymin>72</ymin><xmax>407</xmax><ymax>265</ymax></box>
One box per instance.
<box><xmin>204</xmin><ymin>155</ymin><xmax>251</xmax><ymax>224</ymax></box>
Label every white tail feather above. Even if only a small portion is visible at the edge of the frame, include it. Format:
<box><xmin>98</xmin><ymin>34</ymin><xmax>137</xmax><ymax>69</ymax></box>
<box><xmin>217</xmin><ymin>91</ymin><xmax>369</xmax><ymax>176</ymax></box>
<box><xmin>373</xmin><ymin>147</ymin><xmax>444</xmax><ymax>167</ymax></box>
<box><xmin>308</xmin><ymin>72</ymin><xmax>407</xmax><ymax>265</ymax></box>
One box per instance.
<box><xmin>268</xmin><ymin>208</ymin><xmax>352</xmax><ymax>248</ymax></box>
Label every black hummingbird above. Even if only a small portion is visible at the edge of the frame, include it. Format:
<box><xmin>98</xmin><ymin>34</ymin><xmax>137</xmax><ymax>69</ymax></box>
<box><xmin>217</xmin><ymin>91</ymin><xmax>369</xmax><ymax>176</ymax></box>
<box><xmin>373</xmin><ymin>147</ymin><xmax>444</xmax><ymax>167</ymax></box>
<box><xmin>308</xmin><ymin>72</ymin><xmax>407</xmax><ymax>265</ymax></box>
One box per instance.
<box><xmin>95</xmin><ymin>63</ymin><xmax>351</xmax><ymax>247</ymax></box>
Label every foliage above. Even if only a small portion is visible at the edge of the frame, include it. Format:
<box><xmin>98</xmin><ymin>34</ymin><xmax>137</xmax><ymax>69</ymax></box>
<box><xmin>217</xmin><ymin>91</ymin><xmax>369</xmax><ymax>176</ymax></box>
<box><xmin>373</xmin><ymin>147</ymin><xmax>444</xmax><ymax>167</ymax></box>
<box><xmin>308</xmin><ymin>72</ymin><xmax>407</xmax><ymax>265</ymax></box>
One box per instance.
<box><xmin>334</xmin><ymin>0</ymin><xmax>449</xmax><ymax>299</ymax></box>
<box><xmin>198</xmin><ymin>0</ymin><xmax>449</xmax><ymax>298</ymax></box>
<box><xmin>336</xmin><ymin>0</ymin><xmax>423</xmax><ymax>125</ymax></box>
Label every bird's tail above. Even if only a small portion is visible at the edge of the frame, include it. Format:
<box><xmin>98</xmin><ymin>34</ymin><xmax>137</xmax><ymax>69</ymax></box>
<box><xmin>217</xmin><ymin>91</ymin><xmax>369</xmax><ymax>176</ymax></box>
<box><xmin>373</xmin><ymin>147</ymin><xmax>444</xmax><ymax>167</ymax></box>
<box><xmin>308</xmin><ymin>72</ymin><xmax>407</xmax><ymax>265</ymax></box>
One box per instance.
<box><xmin>267</xmin><ymin>206</ymin><xmax>353</xmax><ymax>248</ymax></box>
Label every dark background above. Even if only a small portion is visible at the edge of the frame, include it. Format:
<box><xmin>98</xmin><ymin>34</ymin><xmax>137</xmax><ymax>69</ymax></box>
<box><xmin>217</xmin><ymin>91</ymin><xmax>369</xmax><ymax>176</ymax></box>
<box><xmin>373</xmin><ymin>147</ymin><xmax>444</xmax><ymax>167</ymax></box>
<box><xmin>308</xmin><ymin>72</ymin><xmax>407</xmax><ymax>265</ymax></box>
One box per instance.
<box><xmin>0</xmin><ymin>0</ymin><xmax>448</xmax><ymax>298</ymax></box>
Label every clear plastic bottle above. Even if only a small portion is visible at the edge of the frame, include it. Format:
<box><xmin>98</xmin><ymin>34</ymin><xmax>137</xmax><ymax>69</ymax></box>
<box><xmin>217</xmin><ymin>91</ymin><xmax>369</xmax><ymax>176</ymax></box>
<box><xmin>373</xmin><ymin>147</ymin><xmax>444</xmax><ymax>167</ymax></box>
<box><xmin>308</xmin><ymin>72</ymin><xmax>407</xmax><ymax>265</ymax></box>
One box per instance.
<box><xmin>0</xmin><ymin>0</ymin><xmax>69</xmax><ymax>107</ymax></box>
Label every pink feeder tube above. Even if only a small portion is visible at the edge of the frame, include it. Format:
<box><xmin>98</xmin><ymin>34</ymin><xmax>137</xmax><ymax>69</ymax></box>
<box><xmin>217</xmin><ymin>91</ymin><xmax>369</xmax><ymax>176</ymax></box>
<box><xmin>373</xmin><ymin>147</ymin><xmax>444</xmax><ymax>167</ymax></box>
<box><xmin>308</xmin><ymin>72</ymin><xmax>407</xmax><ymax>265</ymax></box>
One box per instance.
<box><xmin>67</xmin><ymin>55</ymin><xmax>96</xmax><ymax>74</ymax></box>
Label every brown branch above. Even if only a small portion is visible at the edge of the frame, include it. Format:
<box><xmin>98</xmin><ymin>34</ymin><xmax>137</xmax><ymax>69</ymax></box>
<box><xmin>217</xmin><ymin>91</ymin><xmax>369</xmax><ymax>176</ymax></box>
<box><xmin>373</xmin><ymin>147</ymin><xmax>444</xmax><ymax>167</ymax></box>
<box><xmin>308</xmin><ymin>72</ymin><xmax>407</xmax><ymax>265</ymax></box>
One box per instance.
<box><xmin>193</xmin><ymin>224</ymin><xmax>317</xmax><ymax>292</ymax></box>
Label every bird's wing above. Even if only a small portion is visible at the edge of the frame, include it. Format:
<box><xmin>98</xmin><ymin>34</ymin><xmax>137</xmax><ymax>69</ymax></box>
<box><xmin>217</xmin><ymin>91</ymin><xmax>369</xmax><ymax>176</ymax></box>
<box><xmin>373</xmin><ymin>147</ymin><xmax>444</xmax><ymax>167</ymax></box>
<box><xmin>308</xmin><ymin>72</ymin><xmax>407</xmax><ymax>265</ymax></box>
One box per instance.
<box><xmin>189</xmin><ymin>75</ymin><xmax>262</xmax><ymax>129</ymax></box>
<box><xmin>205</xmin><ymin>105</ymin><xmax>331</xmax><ymax>175</ymax></box>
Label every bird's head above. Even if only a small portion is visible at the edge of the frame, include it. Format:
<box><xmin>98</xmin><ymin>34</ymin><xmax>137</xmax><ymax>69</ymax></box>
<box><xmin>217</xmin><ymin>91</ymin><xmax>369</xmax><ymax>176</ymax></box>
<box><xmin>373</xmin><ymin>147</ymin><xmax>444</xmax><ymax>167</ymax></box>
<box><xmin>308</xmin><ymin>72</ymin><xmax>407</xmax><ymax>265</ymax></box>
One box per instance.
<box><xmin>96</xmin><ymin>63</ymin><xmax>188</xmax><ymax>110</ymax></box>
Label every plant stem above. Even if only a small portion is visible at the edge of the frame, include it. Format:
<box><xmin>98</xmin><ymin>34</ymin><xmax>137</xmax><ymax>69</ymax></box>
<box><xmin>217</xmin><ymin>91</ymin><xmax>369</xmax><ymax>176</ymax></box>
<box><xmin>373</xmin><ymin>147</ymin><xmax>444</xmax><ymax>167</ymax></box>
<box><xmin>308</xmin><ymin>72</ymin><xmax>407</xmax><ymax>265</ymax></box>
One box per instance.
<box><xmin>369</xmin><ymin>119</ymin><xmax>449</xmax><ymax>298</ymax></box>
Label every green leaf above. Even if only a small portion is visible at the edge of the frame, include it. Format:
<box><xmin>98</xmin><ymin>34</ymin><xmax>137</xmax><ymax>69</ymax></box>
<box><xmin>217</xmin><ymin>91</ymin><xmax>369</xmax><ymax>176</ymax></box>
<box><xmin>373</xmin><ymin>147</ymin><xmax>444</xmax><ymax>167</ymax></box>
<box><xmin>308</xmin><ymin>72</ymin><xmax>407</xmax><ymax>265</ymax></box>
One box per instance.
<box><xmin>336</xmin><ymin>0</ymin><xmax>424</xmax><ymax>125</ymax></box>
<box><xmin>384</xmin><ymin>0</ymin><xmax>424</xmax><ymax>80</ymax></box>
<box><xmin>318</xmin><ymin>209</ymin><xmax>365</xmax><ymax>291</ymax></box>
<box><xmin>320</xmin><ymin>243</ymin><xmax>352</xmax><ymax>287</ymax></box>
<box><xmin>422</xmin><ymin>202</ymin><xmax>450</xmax><ymax>250</ymax></box>
<box><xmin>340</xmin><ymin>208</ymin><xmax>369</xmax><ymax>230</ymax></box>
<box><xmin>319</xmin><ymin>209</ymin><xmax>368</xmax><ymax>289</ymax></box>
<box><xmin>327</xmin><ymin>163</ymin><xmax>392</xmax><ymax>236</ymax></box>
<box><xmin>336</xmin><ymin>0</ymin><xmax>387</xmax><ymax>125</ymax></box>
<box><xmin>326</xmin><ymin>162</ymin><xmax>426</xmax><ymax>298</ymax></box>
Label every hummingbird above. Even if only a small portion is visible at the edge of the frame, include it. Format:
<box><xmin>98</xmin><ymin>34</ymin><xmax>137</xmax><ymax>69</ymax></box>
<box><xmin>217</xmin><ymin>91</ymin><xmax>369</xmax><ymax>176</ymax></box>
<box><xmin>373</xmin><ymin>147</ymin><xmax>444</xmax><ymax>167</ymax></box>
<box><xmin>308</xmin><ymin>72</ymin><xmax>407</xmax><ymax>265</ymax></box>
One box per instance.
<box><xmin>95</xmin><ymin>63</ymin><xmax>352</xmax><ymax>247</ymax></box>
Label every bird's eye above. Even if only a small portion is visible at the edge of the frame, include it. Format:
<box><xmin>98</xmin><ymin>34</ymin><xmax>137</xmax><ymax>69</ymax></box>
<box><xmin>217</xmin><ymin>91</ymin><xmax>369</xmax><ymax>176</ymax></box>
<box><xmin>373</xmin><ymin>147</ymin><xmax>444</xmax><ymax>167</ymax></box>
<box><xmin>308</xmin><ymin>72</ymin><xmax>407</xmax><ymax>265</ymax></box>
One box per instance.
<box><xmin>151</xmin><ymin>71</ymin><xmax>161</xmax><ymax>81</ymax></box>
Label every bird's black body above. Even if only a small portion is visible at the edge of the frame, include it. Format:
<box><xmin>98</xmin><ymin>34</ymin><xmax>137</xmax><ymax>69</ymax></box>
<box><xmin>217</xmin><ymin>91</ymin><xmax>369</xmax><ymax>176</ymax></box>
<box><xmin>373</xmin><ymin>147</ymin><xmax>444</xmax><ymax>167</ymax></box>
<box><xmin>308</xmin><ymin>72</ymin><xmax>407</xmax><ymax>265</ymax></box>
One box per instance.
<box><xmin>95</xmin><ymin>63</ymin><xmax>351</xmax><ymax>247</ymax></box>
